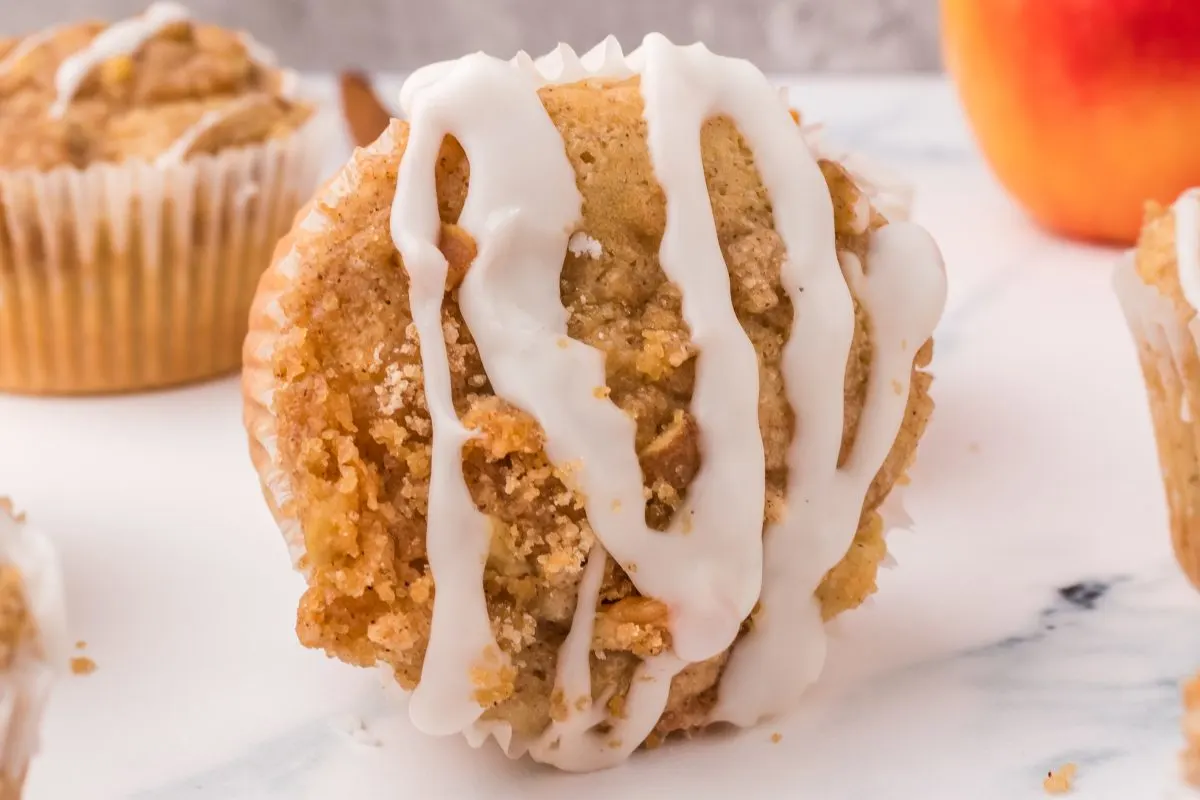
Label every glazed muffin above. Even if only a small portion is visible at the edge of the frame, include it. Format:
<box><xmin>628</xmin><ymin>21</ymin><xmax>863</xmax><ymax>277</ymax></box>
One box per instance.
<box><xmin>1115</xmin><ymin>189</ymin><xmax>1200</xmax><ymax>590</ymax></box>
<box><xmin>0</xmin><ymin>2</ymin><xmax>325</xmax><ymax>394</ymax></box>
<box><xmin>0</xmin><ymin>500</ymin><xmax>67</xmax><ymax>798</ymax></box>
<box><xmin>243</xmin><ymin>36</ymin><xmax>947</xmax><ymax>771</ymax></box>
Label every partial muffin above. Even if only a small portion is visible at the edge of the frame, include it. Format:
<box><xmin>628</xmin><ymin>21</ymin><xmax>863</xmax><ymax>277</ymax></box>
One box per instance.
<box><xmin>1185</xmin><ymin>674</ymin><xmax>1200</xmax><ymax>788</ymax></box>
<box><xmin>1115</xmin><ymin>189</ymin><xmax>1200</xmax><ymax>590</ymax></box>
<box><xmin>0</xmin><ymin>500</ymin><xmax>67</xmax><ymax>798</ymax></box>
<box><xmin>0</xmin><ymin>1</ymin><xmax>325</xmax><ymax>394</ymax></box>
<box><xmin>243</xmin><ymin>35</ymin><xmax>947</xmax><ymax>771</ymax></box>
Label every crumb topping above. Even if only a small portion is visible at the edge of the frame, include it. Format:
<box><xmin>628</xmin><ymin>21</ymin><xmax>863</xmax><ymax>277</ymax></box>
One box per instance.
<box><xmin>0</xmin><ymin>15</ymin><xmax>311</xmax><ymax>170</ymax></box>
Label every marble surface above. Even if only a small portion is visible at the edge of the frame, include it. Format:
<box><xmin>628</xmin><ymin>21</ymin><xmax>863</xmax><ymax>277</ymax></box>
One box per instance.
<box><xmin>1</xmin><ymin>76</ymin><xmax>1198</xmax><ymax>799</ymax></box>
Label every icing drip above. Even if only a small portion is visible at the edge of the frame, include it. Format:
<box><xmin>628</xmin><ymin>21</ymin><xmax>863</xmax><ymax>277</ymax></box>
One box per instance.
<box><xmin>50</xmin><ymin>1</ymin><xmax>190</xmax><ymax>118</ymax></box>
<box><xmin>392</xmin><ymin>53</ymin><xmax>571</xmax><ymax>736</ymax></box>
<box><xmin>1174</xmin><ymin>189</ymin><xmax>1200</xmax><ymax>312</ymax></box>
<box><xmin>0</xmin><ymin>27</ymin><xmax>61</xmax><ymax>76</ymax></box>
<box><xmin>390</xmin><ymin>34</ymin><xmax>947</xmax><ymax>770</ymax></box>
<box><xmin>154</xmin><ymin>94</ymin><xmax>262</xmax><ymax>166</ymax></box>
<box><xmin>714</xmin><ymin>224</ymin><xmax>945</xmax><ymax>726</ymax></box>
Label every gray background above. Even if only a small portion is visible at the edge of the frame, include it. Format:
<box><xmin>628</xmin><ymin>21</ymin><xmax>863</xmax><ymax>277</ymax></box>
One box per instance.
<box><xmin>2</xmin><ymin>0</ymin><xmax>942</xmax><ymax>73</ymax></box>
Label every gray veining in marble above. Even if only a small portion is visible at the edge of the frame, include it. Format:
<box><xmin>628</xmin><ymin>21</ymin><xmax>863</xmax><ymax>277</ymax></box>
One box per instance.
<box><xmin>1</xmin><ymin>0</ymin><xmax>941</xmax><ymax>73</ymax></box>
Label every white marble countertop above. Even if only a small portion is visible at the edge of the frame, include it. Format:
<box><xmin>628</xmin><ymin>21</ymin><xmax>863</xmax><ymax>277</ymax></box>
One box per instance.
<box><xmin>2</xmin><ymin>75</ymin><xmax>1198</xmax><ymax>799</ymax></box>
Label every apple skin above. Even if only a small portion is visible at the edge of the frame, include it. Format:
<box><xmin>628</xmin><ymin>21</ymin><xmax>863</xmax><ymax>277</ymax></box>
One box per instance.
<box><xmin>942</xmin><ymin>0</ymin><xmax>1200</xmax><ymax>244</ymax></box>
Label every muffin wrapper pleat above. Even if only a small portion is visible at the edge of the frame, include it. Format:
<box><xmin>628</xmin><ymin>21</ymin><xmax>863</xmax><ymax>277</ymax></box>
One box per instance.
<box><xmin>1114</xmin><ymin>253</ymin><xmax>1200</xmax><ymax>589</ymax></box>
<box><xmin>0</xmin><ymin>120</ymin><xmax>328</xmax><ymax>394</ymax></box>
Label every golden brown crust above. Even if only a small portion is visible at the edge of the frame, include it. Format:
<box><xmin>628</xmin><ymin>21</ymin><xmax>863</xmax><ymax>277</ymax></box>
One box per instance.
<box><xmin>0</xmin><ymin>18</ymin><xmax>311</xmax><ymax>170</ymax></box>
<box><xmin>243</xmin><ymin>79</ymin><xmax>935</xmax><ymax>742</ymax></box>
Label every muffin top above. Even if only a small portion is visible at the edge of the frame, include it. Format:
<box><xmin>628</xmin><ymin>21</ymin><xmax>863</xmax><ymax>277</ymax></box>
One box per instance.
<box><xmin>0</xmin><ymin>2</ymin><xmax>313</xmax><ymax>171</ymax></box>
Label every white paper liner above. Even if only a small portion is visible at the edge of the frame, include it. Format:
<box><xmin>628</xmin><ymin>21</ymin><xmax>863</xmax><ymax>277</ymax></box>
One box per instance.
<box><xmin>0</xmin><ymin>116</ymin><xmax>329</xmax><ymax>394</ymax></box>
<box><xmin>0</xmin><ymin>504</ymin><xmax>67</xmax><ymax>793</ymax></box>
<box><xmin>1114</xmin><ymin>251</ymin><xmax>1200</xmax><ymax>588</ymax></box>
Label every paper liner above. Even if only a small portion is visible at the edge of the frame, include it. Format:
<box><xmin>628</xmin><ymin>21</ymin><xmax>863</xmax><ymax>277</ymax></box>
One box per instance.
<box><xmin>0</xmin><ymin>118</ymin><xmax>328</xmax><ymax>394</ymax></box>
<box><xmin>1114</xmin><ymin>253</ymin><xmax>1200</xmax><ymax>590</ymax></box>
<box><xmin>0</xmin><ymin>504</ymin><xmax>68</xmax><ymax>797</ymax></box>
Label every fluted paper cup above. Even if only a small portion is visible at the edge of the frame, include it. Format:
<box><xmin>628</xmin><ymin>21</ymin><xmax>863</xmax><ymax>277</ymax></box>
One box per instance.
<box><xmin>0</xmin><ymin>118</ymin><xmax>327</xmax><ymax>394</ymax></box>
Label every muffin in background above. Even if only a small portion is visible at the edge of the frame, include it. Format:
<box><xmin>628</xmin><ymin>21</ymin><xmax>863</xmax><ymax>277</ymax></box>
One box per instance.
<box><xmin>0</xmin><ymin>500</ymin><xmax>67</xmax><ymax>799</ymax></box>
<box><xmin>0</xmin><ymin>2</ymin><xmax>326</xmax><ymax>394</ymax></box>
<box><xmin>1114</xmin><ymin>189</ymin><xmax>1200</xmax><ymax>591</ymax></box>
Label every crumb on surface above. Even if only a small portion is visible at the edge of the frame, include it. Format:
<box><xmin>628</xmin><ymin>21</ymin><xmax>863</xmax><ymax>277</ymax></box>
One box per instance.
<box><xmin>770</xmin><ymin>732</ymin><xmax>782</xmax><ymax>743</ymax></box>
<box><xmin>70</xmin><ymin>656</ymin><xmax>96</xmax><ymax>676</ymax></box>
<box><xmin>1043</xmin><ymin>763</ymin><xmax>1077</xmax><ymax>795</ymax></box>
<box><xmin>74</xmin><ymin>640</ymin><xmax>86</xmax><ymax>650</ymax></box>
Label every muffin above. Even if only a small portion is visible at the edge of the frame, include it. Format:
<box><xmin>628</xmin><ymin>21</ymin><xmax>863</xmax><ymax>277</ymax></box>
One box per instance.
<box><xmin>1114</xmin><ymin>189</ymin><xmax>1200</xmax><ymax>590</ymax></box>
<box><xmin>0</xmin><ymin>2</ymin><xmax>326</xmax><ymax>394</ymax></box>
<box><xmin>243</xmin><ymin>35</ymin><xmax>947</xmax><ymax>771</ymax></box>
<box><xmin>0</xmin><ymin>500</ymin><xmax>67</xmax><ymax>798</ymax></box>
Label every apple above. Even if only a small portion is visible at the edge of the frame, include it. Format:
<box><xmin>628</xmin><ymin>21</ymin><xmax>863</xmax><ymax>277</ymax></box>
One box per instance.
<box><xmin>942</xmin><ymin>0</ymin><xmax>1200</xmax><ymax>244</ymax></box>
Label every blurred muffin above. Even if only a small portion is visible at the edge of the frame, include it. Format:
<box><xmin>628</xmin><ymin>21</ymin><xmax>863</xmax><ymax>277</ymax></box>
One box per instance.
<box><xmin>0</xmin><ymin>2</ymin><xmax>325</xmax><ymax>394</ymax></box>
<box><xmin>0</xmin><ymin>500</ymin><xmax>67</xmax><ymax>798</ymax></box>
<box><xmin>1115</xmin><ymin>189</ymin><xmax>1200</xmax><ymax>590</ymax></box>
<box><xmin>243</xmin><ymin>36</ymin><xmax>946</xmax><ymax>770</ymax></box>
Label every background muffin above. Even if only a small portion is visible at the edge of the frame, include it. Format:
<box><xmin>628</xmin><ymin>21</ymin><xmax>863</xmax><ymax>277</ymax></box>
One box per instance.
<box><xmin>0</xmin><ymin>2</ymin><xmax>325</xmax><ymax>394</ymax></box>
<box><xmin>244</xmin><ymin>39</ymin><xmax>945</xmax><ymax>770</ymax></box>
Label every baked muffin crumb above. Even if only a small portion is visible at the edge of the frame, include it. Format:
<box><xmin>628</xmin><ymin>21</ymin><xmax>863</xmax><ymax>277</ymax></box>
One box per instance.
<box><xmin>70</xmin><ymin>656</ymin><xmax>96</xmax><ymax>676</ymax></box>
<box><xmin>1043</xmin><ymin>763</ymin><xmax>1077</xmax><ymax>795</ymax></box>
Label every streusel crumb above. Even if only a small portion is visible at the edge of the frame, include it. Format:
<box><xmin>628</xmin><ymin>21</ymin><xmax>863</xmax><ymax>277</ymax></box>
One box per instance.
<box><xmin>0</xmin><ymin>18</ymin><xmax>311</xmax><ymax>170</ymax></box>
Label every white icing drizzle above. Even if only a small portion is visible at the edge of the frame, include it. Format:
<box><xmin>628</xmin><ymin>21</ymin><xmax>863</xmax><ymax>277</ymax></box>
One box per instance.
<box><xmin>0</xmin><ymin>27</ymin><xmax>61</xmax><ymax>77</ymax></box>
<box><xmin>1174</xmin><ymin>189</ymin><xmax>1200</xmax><ymax>312</ymax></box>
<box><xmin>713</xmin><ymin>224</ymin><xmax>945</xmax><ymax>726</ymax></box>
<box><xmin>390</xmin><ymin>34</ymin><xmax>946</xmax><ymax>771</ymax></box>
<box><xmin>50</xmin><ymin>2</ymin><xmax>191</xmax><ymax>118</ymax></box>
<box><xmin>154</xmin><ymin>94</ymin><xmax>262</xmax><ymax>166</ymax></box>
